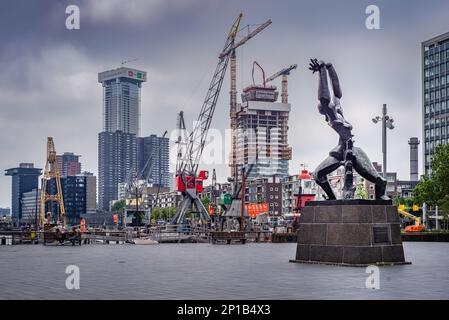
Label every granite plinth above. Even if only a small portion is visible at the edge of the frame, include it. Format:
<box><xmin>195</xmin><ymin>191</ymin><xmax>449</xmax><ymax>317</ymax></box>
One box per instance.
<box><xmin>291</xmin><ymin>201</ymin><xmax>410</xmax><ymax>266</ymax></box>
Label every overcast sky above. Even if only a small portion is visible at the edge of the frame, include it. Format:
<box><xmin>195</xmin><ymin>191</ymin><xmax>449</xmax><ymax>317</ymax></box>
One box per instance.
<box><xmin>1</xmin><ymin>0</ymin><xmax>449</xmax><ymax>208</ymax></box>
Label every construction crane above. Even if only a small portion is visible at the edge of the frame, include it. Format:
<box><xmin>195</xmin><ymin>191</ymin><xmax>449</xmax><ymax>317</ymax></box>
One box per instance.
<box><xmin>121</xmin><ymin>58</ymin><xmax>138</xmax><ymax>66</ymax></box>
<box><xmin>125</xmin><ymin>130</ymin><xmax>168</xmax><ymax>201</ymax></box>
<box><xmin>266</xmin><ymin>64</ymin><xmax>297</xmax><ymax>104</ymax></box>
<box><xmin>170</xmin><ymin>14</ymin><xmax>247</xmax><ymax>225</ymax></box>
<box><xmin>40</xmin><ymin>137</ymin><xmax>65</xmax><ymax>228</ymax></box>
<box><xmin>208</xmin><ymin>169</ymin><xmax>218</xmax><ymax>218</ymax></box>
<box><xmin>223</xmin><ymin>15</ymin><xmax>272</xmax><ymax>180</ymax></box>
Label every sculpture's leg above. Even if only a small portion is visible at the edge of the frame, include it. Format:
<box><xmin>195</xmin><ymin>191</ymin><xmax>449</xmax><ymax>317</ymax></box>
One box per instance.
<box><xmin>352</xmin><ymin>147</ymin><xmax>389</xmax><ymax>200</ymax></box>
<box><xmin>342</xmin><ymin>139</ymin><xmax>356</xmax><ymax>199</ymax></box>
<box><xmin>312</xmin><ymin>156</ymin><xmax>341</xmax><ymax>200</ymax></box>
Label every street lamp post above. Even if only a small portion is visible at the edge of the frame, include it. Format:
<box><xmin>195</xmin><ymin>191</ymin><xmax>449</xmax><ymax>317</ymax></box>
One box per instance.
<box><xmin>372</xmin><ymin>104</ymin><xmax>395</xmax><ymax>179</ymax></box>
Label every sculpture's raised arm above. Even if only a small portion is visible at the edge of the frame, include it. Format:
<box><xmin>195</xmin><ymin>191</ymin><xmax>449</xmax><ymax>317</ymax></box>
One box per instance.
<box><xmin>309</xmin><ymin>59</ymin><xmax>335</xmax><ymax>122</ymax></box>
<box><xmin>326</xmin><ymin>63</ymin><xmax>342</xmax><ymax>99</ymax></box>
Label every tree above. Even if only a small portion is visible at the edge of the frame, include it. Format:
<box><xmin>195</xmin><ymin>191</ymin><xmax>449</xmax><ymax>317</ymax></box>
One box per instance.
<box><xmin>151</xmin><ymin>208</ymin><xmax>162</xmax><ymax>223</ymax></box>
<box><xmin>355</xmin><ymin>178</ymin><xmax>368</xmax><ymax>200</ymax></box>
<box><xmin>201</xmin><ymin>197</ymin><xmax>210</xmax><ymax>210</ymax></box>
<box><xmin>413</xmin><ymin>144</ymin><xmax>449</xmax><ymax>224</ymax></box>
<box><xmin>112</xmin><ymin>200</ymin><xmax>126</xmax><ymax>213</ymax></box>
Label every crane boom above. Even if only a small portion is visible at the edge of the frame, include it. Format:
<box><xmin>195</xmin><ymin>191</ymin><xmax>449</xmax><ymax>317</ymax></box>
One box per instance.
<box><xmin>179</xmin><ymin>14</ymin><xmax>243</xmax><ymax>177</ymax></box>
<box><xmin>125</xmin><ymin>130</ymin><xmax>168</xmax><ymax>198</ymax></box>
<box><xmin>266</xmin><ymin>64</ymin><xmax>297</xmax><ymax>83</ymax></box>
<box><xmin>219</xmin><ymin>19</ymin><xmax>272</xmax><ymax>59</ymax></box>
<box><xmin>171</xmin><ymin>14</ymin><xmax>244</xmax><ymax>225</ymax></box>
<box><xmin>266</xmin><ymin>64</ymin><xmax>297</xmax><ymax>104</ymax></box>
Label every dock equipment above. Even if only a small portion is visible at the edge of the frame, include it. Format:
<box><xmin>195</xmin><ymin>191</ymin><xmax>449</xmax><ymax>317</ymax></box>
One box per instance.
<box><xmin>170</xmin><ymin>14</ymin><xmax>247</xmax><ymax>225</ymax></box>
<box><xmin>40</xmin><ymin>137</ymin><xmax>65</xmax><ymax>227</ymax></box>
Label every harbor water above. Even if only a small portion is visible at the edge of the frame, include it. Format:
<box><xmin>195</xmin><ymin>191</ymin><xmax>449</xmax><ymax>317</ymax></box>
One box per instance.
<box><xmin>1</xmin><ymin>242</ymin><xmax>448</xmax><ymax>299</ymax></box>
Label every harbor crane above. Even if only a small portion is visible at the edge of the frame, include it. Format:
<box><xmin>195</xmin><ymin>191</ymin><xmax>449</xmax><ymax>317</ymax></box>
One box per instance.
<box><xmin>40</xmin><ymin>137</ymin><xmax>65</xmax><ymax>228</ymax></box>
<box><xmin>266</xmin><ymin>64</ymin><xmax>297</xmax><ymax>103</ymax></box>
<box><xmin>171</xmin><ymin>14</ymin><xmax>255</xmax><ymax>225</ymax></box>
<box><xmin>223</xmin><ymin>14</ymin><xmax>272</xmax><ymax>179</ymax></box>
<box><xmin>124</xmin><ymin>131</ymin><xmax>168</xmax><ymax>225</ymax></box>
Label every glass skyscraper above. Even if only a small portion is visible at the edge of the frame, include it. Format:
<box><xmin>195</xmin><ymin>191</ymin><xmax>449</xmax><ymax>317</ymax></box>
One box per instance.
<box><xmin>422</xmin><ymin>32</ymin><xmax>449</xmax><ymax>176</ymax></box>
<box><xmin>98</xmin><ymin>67</ymin><xmax>146</xmax><ymax>210</ymax></box>
<box><xmin>98</xmin><ymin>67</ymin><xmax>147</xmax><ymax>136</ymax></box>
<box><xmin>137</xmin><ymin>134</ymin><xmax>170</xmax><ymax>188</ymax></box>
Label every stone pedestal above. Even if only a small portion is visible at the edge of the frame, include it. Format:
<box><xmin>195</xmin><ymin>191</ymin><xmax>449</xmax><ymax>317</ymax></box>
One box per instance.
<box><xmin>290</xmin><ymin>200</ymin><xmax>410</xmax><ymax>266</ymax></box>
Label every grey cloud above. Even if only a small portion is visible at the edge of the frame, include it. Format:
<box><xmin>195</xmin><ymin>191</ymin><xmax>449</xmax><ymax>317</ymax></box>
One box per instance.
<box><xmin>1</xmin><ymin>0</ymin><xmax>449</xmax><ymax>206</ymax></box>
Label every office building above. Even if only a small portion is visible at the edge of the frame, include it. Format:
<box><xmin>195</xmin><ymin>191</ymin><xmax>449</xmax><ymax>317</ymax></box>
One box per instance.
<box><xmin>56</xmin><ymin>152</ymin><xmax>81</xmax><ymax>177</ymax></box>
<box><xmin>79</xmin><ymin>172</ymin><xmax>96</xmax><ymax>214</ymax></box>
<box><xmin>137</xmin><ymin>134</ymin><xmax>170</xmax><ymax>188</ymax></box>
<box><xmin>21</xmin><ymin>189</ymin><xmax>41</xmax><ymax>225</ymax></box>
<box><xmin>98</xmin><ymin>131</ymin><xmax>137</xmax><ymax>211</ymax></box>
<box><xmin>46</xmin><ymin>176</ymin><xmax>87</xmax><ymax>225</ymax></box>
<box><xmin>5</xmin><ymin>163</ymin><xmax>42</xmax><ymax>222</ymax></box>
<box><xmin>235</xmin><ymin>84</ymin><xmax>291</xmax><ymax>180</ymax></box>
<box><xmin>98</xmin><ymin>67</ymin><xmax>147</xmax><ymax>136</ymax></box>
<box><xmin>0</xmin><ymin>207</ymin><xmax>11</xmax><ymax>217</ymax></box>
<box><xmin>422</xmin><ymin>32</ymin><xmax>449</xmax><ymax>176</ymax></box>
<box><xmin>98</xmin><ymin>66</ymin><xmax>146</xmax><ymax>211</ymax></box>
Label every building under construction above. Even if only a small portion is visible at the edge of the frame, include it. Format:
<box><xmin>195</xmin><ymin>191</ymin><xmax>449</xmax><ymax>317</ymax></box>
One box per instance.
<box><xmin>235</xmin><ymin>79</ymin><xmax>292</xmax><ymax>180</ymax></box>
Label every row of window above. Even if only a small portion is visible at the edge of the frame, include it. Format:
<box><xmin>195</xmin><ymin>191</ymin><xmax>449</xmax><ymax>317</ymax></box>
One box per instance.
<box><xmin>424</xmin><ymin>89</ymin><xmax>449</xmax><ymax>102</ymax></box>
<box><xmin>425</xmin><ymin>125</ymin><xmax>449</xmax><ymax>138</ymax></box>
<box><xmin>424</xmin><ymin>48</ymin><xmax>449</xmax><ymax>65</ymax></box>
<box><xmin>424</xmin><ymin>64</ymin><xmax>449</xmax><ymax>77</ymax></box>
<box><xmin>424</xmin><ymin>75</ymin><xmax>449</xmax><ymax>88</ymax></box>
<box><xmin>425</xmin><ymin>139</ymin><xmax>448</xmax><ymax>154</ymax></box>
<box><xmin>424</xmin><ymin>116</ymin><xmax>448</xmax><ymax>127</ymax></box>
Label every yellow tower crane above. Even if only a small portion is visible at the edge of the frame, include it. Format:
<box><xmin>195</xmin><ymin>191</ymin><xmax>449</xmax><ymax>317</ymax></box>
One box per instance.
<box><xmin>222</xmin><ymin>14</ymin><xmax>272</xmax><ymax>179</ymax></box>
<box><xmin>266</xmin><ymin>64</ymin><xmax>298</xmax><ymax>104</ymax></box>
<box><xmin>40</xmin><ymin>137</ymin><xmax>65</xmax><ymax>228</ymax></box>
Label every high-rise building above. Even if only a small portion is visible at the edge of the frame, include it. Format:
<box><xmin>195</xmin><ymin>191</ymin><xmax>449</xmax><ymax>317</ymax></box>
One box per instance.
<box><xmin>20</xmin><ymin>189</ymin><xmax>41</xmax><ymax>225</ymax></box>
<box><xmin>56</xmin><ymin>152</ymin><xmax>81</xmax><ymax>177</ymax></box>
<box><xmin>98</xmin><ymin>131</ymin><xmax>137</xmax><ymax>210</ymax></box>
<box><xmin>5</xmin><ymin>163</ymin><xmax>42</xmax><ymax>222</ymax></box>
<box><xmin>78</xmin><ymin>172</ymin><xmax>96</xmax><ymax>214</ymax></box>
<box><xmin>46</xmin><ymin>176</ymin><xmax>87</xmax><ymax>225</ymax></box>
<box><xmin>0</xmin><ymin>208</ymin><xmax>11</xmax><ymax>217</ymax></box>
<box><xmin>235</xmin><ymin>84</ymin><xmax>291</xmax><ymax>180</ymax></box>
<box><xmin>98</xmin><ymin>67</ymin><xmax>147</xmax><ymax>136</ymax></box>
<box><xmin>137</xmin><ymin>134</ymin><xmax>170</xmax><ymax>188</ymax></box>
<box><xmin>98</xmin><ymin>66</ymin><xmax>146</xmax><ymax>211</ymax></box>
<box><xmin>422</xmin><ymin>32</ymin><xmax>449</xmax><ymax>176</ymax></box>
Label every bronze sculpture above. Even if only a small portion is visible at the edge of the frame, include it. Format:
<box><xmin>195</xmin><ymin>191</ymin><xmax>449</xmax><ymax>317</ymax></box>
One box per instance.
<box><xmin>309</xmin><ymin>59</ymin><xmax>388</xmax><ymax>200</ymax></box>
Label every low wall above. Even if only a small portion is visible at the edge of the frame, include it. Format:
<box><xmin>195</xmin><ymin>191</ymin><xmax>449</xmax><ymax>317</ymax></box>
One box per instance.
<box><xmin>402</xmin><ymin>232</ymin><xmax>449</xmax><ymax>242</ymax></box>
<box><xmin>271</xmin><ymin>233</ymin><xmax>297</xmax><ymax>243</ymax></box>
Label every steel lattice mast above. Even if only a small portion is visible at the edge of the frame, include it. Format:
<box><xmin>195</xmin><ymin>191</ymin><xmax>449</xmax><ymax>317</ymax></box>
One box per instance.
<box><xmin>40</xmin><ymin>137</ymin><xmax>65</xmax><ymax>227</ymax></box>
<box><xmin>170</xmin><ymin>14</ymin><xmax>244</xmax><ymax>225</ymax></box>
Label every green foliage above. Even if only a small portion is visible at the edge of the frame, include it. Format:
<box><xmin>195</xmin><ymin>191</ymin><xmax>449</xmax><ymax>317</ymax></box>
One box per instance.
<box><xmin>355</xmin><ymin>178</ymin><xmax>368</xmax><ymax>200</ymax></box>
<box><xmin>394</xmin><ymin>196</ymin><xmax>414</xmax><ymax>210</ymax></box>
<box><xmin>201</xmin><ymin>197</ymin><xmax>210</xmax><ymax>210</ymax></box>
<box><xmin>413</xmin><ymin>144</ymin><xmax>449</xmax><ymax>219</ymax></box>
<box><xmin>112</xmin><ymin>200</ymin><xmax>126</xmax><ymax>213</ymax></box>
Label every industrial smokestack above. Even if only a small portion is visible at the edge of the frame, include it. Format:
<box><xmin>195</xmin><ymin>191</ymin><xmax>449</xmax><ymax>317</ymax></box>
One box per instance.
<box><xmin>408</xmin><ymin>137</ymin><xmax>420</xmax><ymax>181</ymax></box>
